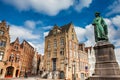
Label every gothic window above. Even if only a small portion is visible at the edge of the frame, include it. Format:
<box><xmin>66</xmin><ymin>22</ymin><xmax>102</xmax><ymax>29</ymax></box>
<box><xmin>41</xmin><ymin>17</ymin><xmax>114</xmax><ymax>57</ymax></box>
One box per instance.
<box><xmin>15</xmin><ymin>54</ymin><xmax>20</xmax><ymax>62</ymax></box>
<box><xmin>0</xmin><ymin>51</ymin><xmax>4</xmax><ymax>61</ymax></box>
<box><xmin>14</xmin><ymin>46</ymin><xmax>18</xmax><ymax>51</ymax></box>
<box><xmin>0</xmin><ymin>30</ymin><xmax>4</xmax><ymax>35</ymax></box>
<box><xmin>0</xmin><ymin>41</ymin><xmax>6</xmax><ymax>47</ymax></box>
<box><xmin>60</xmin><ymin>38</ymin><xmax>64</xmax><ymax>46</ymax></box>
<box><xmin>9</xmin><ymin>53</ymin><xmax>14</xmax><ymax>62</ymax></box>
<box><xmin>60</xmin><ymin>48</ymin><xmax>64</xmax><ymax>56</ymax></box>
<box><xmin>54</xmin><ymin>39</ymin><xmax>57</xmax><ymax>48</ymax></box>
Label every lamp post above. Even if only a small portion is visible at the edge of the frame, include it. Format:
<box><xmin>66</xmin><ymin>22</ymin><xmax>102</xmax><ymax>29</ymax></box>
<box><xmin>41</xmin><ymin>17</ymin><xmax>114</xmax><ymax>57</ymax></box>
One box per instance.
<box><xmin>73</xmin><ymin>60</ymin><xmax>76</xmax><ymax>80</ymax></box>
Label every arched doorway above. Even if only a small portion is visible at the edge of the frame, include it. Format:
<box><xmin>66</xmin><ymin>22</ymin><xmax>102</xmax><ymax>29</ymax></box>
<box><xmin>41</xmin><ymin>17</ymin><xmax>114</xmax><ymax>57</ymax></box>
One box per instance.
<box><xmin>59</xmin><ymin>71</ymin><xmax>64</xmax><ymax>79</ymax></box>
<box><xmin>5</xmin><ymin>66</ymin><xmax>14</xmax><ymax>78</ymax></box>
<box><xmin>15</xmin><ymin>70</ymin><xmax>19</xmax><ymax>77</ymax></box>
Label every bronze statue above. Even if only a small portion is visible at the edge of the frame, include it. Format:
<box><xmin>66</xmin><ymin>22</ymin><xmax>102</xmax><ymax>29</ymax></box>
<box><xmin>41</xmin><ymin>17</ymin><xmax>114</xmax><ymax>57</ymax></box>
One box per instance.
<box><xmin>92</xmin><ymin>12</ymin><xmax>108</xmax><ymax>42</ymax></box>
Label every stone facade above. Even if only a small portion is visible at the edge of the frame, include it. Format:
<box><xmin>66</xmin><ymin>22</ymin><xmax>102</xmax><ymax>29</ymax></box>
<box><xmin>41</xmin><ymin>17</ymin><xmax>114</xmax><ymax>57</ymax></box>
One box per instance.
<box><xmin>79</xmin><ymin>44</ymin><xmax>89</xmax><ymax>80</ymax></box>
<box><xmin>88</xmin><ymin>41</ymin><xmax>120</xmax><ymax>80</ymax></box>
<box><xmin>44</xmin><ymin>23</ymin><xmax>89</xmax><ymax>80</ymax></box>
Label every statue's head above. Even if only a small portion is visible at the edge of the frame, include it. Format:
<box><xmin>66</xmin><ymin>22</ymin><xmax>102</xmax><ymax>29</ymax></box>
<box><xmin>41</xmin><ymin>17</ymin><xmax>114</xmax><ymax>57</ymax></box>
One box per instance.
<box><xmin>95</xmin><ymin>12</ymin><xmax>100</xmax><ymax>17</ymax></box>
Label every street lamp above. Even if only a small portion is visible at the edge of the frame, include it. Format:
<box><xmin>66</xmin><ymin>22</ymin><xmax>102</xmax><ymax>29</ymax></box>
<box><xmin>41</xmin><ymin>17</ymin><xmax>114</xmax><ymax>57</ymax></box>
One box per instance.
<box><xmin>73</xmin><ymin>60</ymin><xmax>76</xmax><ymax>80</ymax></box>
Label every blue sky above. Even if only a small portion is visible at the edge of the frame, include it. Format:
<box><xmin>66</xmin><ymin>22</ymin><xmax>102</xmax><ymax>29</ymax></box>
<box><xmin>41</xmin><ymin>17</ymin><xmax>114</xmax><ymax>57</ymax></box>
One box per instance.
<box><xmin>0</xmin><ymin>0</ymin><xmax>120</xmax><ymax>63</ymax></box>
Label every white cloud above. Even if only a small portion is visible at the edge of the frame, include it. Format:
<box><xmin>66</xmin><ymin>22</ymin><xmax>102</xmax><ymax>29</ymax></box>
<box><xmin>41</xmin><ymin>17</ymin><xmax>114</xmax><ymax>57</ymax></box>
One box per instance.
<box><xmin>74</xmin><ymin>0</ymin><xmax>92</xmax><ymax>12</ymax></box>
<box><xmin>107</xmin><ymin>0</ymin><xmax>120</xmax><ymax>16</ymax></box>
<box><xmin>42</xmin><ymin>26</ymin><xmax>53</xmax><ymax>30</ymax></box>
<box><xmin>3</xmin><ymin>0</ymin><xmax>73</xmax><ymax>16</ymax></box>
<box><xmin>111</xmin><ymin>15</ymin><xmax>120</xmax><ymax>27</ymax></box>
<box><xmin>10</xmin><ymin>25</ymin><xmax>40</xmax><ymax>42</ymax></box>
<box><xmin>24</xmin><ymin>20</ymin><xmax>43</xmax><ymax>29</ymax></box>
<box><xmin>74</xmin><ymin>26</ymin><xmax>86</xmax><ymax>42</ymax></box>
<box><xmin>2</xmin><ymin>0</ymin><xmax>93</xmax><ymax>16</ymax></box>
<box><xmin>24</xmin><ymin>20</ymin><xmax>36</xmax><ymax>29</ymax></box>
<box><xmin>84</xmin><ymin>24</ymin><xmax>95</xmax><ymax>47</ymax></box>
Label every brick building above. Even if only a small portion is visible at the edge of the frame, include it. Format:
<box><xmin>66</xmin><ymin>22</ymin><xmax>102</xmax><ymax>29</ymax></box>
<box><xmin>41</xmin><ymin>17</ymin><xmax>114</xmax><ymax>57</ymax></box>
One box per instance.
<box><xmin>0</xmin><ymin>20</ymin><xmax>10</xmax><ymax>78</ymax></box>
<box><xmin>0</xmin><ymin>21</ymin><xmax>35</xmax><ymax>78</ymax></box>
<box><xmin>20</xmin><ymin>40</ymin><xmax>35</xmax><ymax>76</ymax></box>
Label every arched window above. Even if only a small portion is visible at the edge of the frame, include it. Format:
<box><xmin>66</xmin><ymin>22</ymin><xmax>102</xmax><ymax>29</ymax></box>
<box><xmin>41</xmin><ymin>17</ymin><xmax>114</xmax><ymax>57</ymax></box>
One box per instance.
<box><xmin>9</xmin><ymin>53</ymin><xmax>14</xmax><ymax>62</ymax></box>
<box><xmin>15</xmin><ymin>54</ymin><xmax>20</xmax><ymax>62</ymax></box>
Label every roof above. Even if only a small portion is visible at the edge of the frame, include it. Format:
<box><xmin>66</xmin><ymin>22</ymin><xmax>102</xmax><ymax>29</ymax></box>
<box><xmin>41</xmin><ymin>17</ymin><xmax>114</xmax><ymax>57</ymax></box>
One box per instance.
<box><xmin>47</xmin><ymin>22</ymin><xmax>73</xmax><ymax>37</ymax></box>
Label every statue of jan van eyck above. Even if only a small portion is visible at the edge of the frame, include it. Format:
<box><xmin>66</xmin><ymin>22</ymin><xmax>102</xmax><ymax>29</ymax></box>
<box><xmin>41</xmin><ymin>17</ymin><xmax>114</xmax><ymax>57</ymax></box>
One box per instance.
<box><xmin>92</xmin><ymin>12</ymin><xmax>108</xmax><ymax>42</ymax></box>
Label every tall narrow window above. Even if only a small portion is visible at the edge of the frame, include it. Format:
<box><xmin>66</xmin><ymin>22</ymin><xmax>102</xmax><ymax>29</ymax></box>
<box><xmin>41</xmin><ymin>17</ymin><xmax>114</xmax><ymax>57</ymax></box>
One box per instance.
<box><xmin>0</xmin><ymin>51</ymin><xmax>4</xmax><ymax>61</ymax></box>
<box><xmin>54</xmin><ymin>39</ymin><xmax>57</xmax><ymax>48</ymax></box>
<box><xmin>9</xmin><ymin>53</ymin><xmax>14</xmax><ymax>62</ymax></box>
<box><xmin>47</xmin><ymin>41</ymin><xmax>50</xmax><ymax>49</ymax></box>
<box><xmin>14</xmin><ymin>46</ymin><xmax>18</xmax><ymax>51</ymax></box>
<box><xmin>53</xmin><ymin>49</ymin><xmax>57</xmax><ymax>57</ymax></box>
<box><xmin>60</xmin><ymin>38</ymin><xmax>64</xmax><ymax>46</ymax></box>
<box><xmin>15</xmin><ymin>54</ymin><xmax>20</xmax><ymax>62</ymax></box>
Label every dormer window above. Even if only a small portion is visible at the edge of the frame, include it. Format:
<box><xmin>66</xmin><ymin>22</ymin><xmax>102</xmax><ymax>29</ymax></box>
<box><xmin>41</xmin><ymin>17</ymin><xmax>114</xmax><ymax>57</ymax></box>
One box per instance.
<box><xmin>0</xmin><ymin>30</ymin><xmax>4</xmax><ymax>35</ymax></box>
<box><xmin>53</xmin><ymin>30</ymin><xmax>57</xmax><ymax>35</ymax></box>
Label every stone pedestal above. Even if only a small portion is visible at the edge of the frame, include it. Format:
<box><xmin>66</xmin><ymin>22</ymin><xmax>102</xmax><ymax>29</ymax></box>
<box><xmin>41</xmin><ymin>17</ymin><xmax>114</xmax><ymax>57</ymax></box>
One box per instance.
<box><xmin>88</xmin><ymin>41</ymin><xmax>120</xmax><ymax>80</ymax></box>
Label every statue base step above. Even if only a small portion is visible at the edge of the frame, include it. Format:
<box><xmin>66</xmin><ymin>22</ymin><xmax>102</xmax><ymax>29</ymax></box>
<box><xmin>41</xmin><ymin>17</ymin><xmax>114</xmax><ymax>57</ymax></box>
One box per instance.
<box><xmin>88</xmin><ymin>41</ymin><xmax>120</xmax><ymax>80</ymax></box>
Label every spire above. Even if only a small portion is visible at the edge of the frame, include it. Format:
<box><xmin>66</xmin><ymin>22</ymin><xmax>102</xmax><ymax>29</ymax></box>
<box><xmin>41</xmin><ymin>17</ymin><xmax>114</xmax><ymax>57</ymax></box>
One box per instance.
<box><xmin>15</xmin><ymin>37</ymin><xmax>19</xmax><ymax>43</ymax></box>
